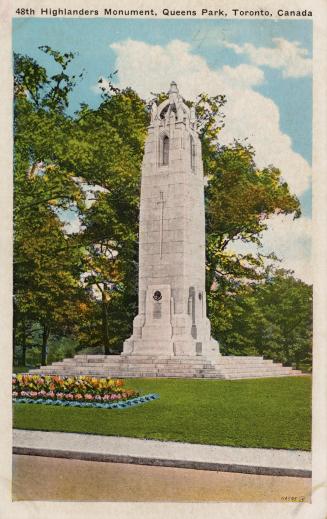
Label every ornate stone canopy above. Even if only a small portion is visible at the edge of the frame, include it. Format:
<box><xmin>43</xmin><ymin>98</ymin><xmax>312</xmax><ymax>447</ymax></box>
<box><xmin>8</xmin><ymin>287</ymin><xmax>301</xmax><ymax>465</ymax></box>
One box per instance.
<box><xmin>151</xmin><ymin>81</ymin><xmax>196</xmax><ymax>126</ymax></box>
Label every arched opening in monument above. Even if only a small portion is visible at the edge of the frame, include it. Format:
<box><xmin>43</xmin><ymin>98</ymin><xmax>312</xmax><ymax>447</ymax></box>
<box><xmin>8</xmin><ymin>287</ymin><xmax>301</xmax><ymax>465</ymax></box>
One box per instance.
<box><xmin>161</xmin><ymin>135</ymin><xmax>169</xmax><ymax>165</ymax></box>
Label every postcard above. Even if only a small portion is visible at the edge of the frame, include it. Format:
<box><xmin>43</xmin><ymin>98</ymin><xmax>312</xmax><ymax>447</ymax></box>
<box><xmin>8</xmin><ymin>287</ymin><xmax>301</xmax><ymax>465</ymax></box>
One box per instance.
<box><xmin>0</xmin><ymin>0</ymin><xmax>326</xmax><ymax>517</ymax></box>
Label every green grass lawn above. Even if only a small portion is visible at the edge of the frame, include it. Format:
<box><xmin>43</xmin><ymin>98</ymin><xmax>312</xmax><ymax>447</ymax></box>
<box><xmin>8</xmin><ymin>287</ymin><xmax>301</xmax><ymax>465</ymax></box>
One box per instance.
<box><xmin>13</xmin><ymin>376</ymin><xmax>311</xmax><ymax>451</ymax></box>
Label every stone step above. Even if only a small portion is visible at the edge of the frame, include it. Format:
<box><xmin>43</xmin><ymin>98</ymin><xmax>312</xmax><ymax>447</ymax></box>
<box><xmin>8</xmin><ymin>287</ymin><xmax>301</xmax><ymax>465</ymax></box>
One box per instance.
<box><xmin>28</xmin><ymin>369</ymin><xmax>300</xmax><ymax>380</ymax></box>
<box><xmin>30</xmin><ymin>362</ymin><xmax>294</xmax><ymax>370</ymax></box>
<box><xmin>39</xmin><ymin>362</ymin><xmax>288</xmax><ymax>372</ymax></box>
<box><xmin>106</xmin><ymin>360</ymin><xmax>212</xmax><ymax>367</ymax></box>
<box><xmin>223</xmin><ymin>361</ymin><xmax>273</xmax><ymax>366</ymax></box>
<box><xmin>218</xmin><ymin>366</ymin><xmax>295</xmax><ymax>373</ymax></box>
<box><xmin>69</xmin><ymin>360</ymin><xmax>208</xmax><ymax>367</ymax></box>
<box><xmin>77</xmin><ymin>355</ymin><xmax>107</xmax><ymax>360</ymax></box>
<box><xmin>72</xmin><ymin>355</ymin><xmax>281</xmax><ymax>364</ymax></box>
<box><xmin>109</xmin><ymin>367</ymin><xmax>212</xmax><ymax>375</ymax></box>
<box><xmin>220</xmin><ymin>369</ymin><xmax>297</xmax><ymax>377</ymax></box>
<box><xmin>76</xmin><ymin>354</ymin><xmax>213</xmax><ymax>362</ymax></box>
<box><xmin>29</xmin><ymin>367</ymin><xmax>293</xmax><ymax>375</ymax></box>
<box><xmin>106</xmin><ymin>375</ymin><xmax>148</xmax><ymax>378</ymax></box>
<box><xmin>223</xmin><ymin>372</ymin><xmax>300</xmax><ymax>379</ymax></box>
<box><xmin>114</xmin><ymin>363</ymin><xmax>212</xmax><ymax>370</ymax></box>
<box><xmin>216</xmin><ymin>364</ymin><xmax>287</xmax><ymax>372</ymax></box>
<box><xmin>218</xmin><ymin>356</ymin><xmax>264</xmax><ymax>361</ymax></box>
<box><xmin>31</xmin><ymin>367</ymin><xmax>217</xmax><ymax>375</ymax></box>
<box><xmin>67</xmin><ymin>362</ymin><xmax>212</xmax><ymax>371</ymax></box>
<box><xmin>216</xmin><ymin>366</ymin><xmax>283</xmax><ymax>372</ymax></box>
<box><xmin>111</xmin><ymin>358</ymin><xmax>212</xmax><ymax>364</ymax></box>
<box><xmin>218</xmin><ymin>362</ymin><xmax>277</xmax><ymax>367</ymax></box>
<box><xmin>217</xmin><ymin>359</ymin><xmax>273</xmax><ymax>365</ymax></box>
<box><xmin>62</xmin><ymin>362</ymin><xmax>216</xmax><ymax>370</ymax></box>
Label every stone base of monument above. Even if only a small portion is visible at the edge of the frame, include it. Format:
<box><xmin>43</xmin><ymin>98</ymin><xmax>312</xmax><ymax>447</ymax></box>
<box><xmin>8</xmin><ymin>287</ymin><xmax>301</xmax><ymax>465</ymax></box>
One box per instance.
<box><xmin>29</xmin><ymin>354</ymin><xmax>303</xmax><ymax>379</ymax></box>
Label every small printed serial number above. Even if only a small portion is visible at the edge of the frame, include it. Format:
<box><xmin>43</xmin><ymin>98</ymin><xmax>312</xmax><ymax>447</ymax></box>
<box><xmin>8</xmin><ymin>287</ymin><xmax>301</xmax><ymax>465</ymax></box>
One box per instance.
<box><xmin>281</xmin><ymin>496</ymin><xmax>305</xmax><ymax>502</ymax></box>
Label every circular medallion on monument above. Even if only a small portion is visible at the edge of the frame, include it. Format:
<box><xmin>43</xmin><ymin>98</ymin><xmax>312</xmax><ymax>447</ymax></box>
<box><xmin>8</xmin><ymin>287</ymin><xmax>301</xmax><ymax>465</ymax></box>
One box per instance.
<box><xmin>153</xmin><ymin>290</ymin><xmax>162</xmax><ymax>301</ymax></box>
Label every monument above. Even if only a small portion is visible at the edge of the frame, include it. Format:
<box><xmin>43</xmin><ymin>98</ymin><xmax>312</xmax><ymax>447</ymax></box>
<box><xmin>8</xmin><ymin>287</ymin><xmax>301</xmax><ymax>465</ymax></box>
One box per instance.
<box><xmin>122</xmin><ymin>81</ymin><xmax>219</xmax><ymax>360</ymax></box>
<box><xmin>31</xmin><ymin>83</ymin><xmax>302</xmax><ymax>379</ymax></box>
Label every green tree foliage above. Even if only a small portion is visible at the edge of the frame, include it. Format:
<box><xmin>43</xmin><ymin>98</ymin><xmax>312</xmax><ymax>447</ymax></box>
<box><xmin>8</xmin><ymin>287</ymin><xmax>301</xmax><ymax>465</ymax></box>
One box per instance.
<box><xmin>204</xmin><ymin>139</ymin><xmax>300</xmax><ymax>292</ymax></box>
<box><xmin>202</xmin><ymin>142</ymin><xmax>311</xmax><ymax>368</ymax></box>
<box><xmin>14</xmin><ymin>48</ymin><xmax>87</xmax><ymax>365</ymax></box>
<box><xmin>14</xmin><ymin>46</ymin><xmax>81</xmax><ymax>112</ymax></box>
<box><xmin>210</xmin><ymin>269</ymin><xmax>312</xmax><ymax>368</ymax></box>
<box><xmin>60</xmin><ymin>86</ymin><xmax>148</xmax><ymax>353</ymax></box>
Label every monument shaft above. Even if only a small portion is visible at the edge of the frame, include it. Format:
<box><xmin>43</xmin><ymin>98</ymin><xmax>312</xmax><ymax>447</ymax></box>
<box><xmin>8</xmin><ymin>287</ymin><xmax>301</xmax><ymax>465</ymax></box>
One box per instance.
<box><xmin>123</xmin><ymin>82</ymin><xmax>219</xmax><ymax>358</ymax></box>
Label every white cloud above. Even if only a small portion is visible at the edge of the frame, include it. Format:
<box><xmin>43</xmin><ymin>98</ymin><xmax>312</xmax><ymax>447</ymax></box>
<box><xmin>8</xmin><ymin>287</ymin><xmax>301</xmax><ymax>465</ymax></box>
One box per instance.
<box><xmin>83</xmin><ymin>184</ymin><xmax>108</xmax><ymax>209</ymax></box>
<box><xmin>230</xmin><ymin>214</ymin><xmax>312</xmax><ymax>284</ymax></box>
<box><xmin>93</xmin><ymin>38</ymin><xmax>312</xmax><ymax>281</ymax></box>
<box><xmin>224</xmin><ymin>38</ymin><xmax>312</xmax><ymax>78</ymax></box>
<box><xmin>219</xmin><ymin>63</ymin><xmax>264</xmax><ymax>87</ymax></box>
<box><xmin>261</xmin><ymin>214</ymin><xmax>312</xmax><ymax>283</ymax></box>
<box><xmin>218</xmin><ymin>88</ymin><xmax>311</xmax><ymax>195</ymax></box>
<box><xmin>63</xmin><ymin>213</ymin><xmax>83</xmax><ymax>234</ymax></box>
<box><xmin>110</xmin><ymin>39</ymin><xmax>264</xmax><ymax>93</ymax></box>
<box><xmin>56</xmin><ymin>208</ymin><xmax>84</xmax><ymax>234</ymax></box>
<box><xmin>57</xmin><ymin>182</ymin><xmax>108</xmax><ymax>234</ymax></box>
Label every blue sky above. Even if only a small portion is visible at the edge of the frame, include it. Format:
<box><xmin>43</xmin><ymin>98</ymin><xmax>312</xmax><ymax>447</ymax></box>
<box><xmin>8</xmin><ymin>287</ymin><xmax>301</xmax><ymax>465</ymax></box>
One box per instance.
<box><xmin>13</xmin><ymin>18</ymin><xmax>312</xmax><ymax>281</ymax></box>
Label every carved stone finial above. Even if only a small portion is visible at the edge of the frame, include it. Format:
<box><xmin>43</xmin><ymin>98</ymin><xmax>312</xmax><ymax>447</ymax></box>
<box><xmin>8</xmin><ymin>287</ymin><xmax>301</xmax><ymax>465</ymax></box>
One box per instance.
<box><xmin>150</xmin><ymin>102</ymin><xmax>157</xmax><ymax>123</ymax></box>
<box><xmin>190</xmin><ymin>106</ymin><xmax>196</xmax><ymax>123</ymax></box>
<box><xmin>177</xmin><ymin>102</ymin><xmax>184</xmax><ymax>122</ymax></box>
<box><xmin>169</xmin><ymin>81</ymin><xmax>179</xmax><ymax>94</ymax></box>
<box><xmin>169</xmin><ymin>81</ymin><xmax>179</xmax><ymax>106</ymax></box>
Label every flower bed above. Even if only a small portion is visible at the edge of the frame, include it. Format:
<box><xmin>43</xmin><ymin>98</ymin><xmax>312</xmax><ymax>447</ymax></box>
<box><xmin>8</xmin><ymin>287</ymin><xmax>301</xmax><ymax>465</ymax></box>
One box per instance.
<box><xmin>12</xmin><ymin>374</ymin><xmax>160</xmax><ymax>409</ymax></box>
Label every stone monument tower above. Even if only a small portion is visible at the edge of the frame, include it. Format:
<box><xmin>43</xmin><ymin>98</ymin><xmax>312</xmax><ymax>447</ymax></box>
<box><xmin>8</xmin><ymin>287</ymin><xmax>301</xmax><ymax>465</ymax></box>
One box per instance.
<box><xmin>123</xmin><ymin>82</ymin><xmax>219</xmax><ymax>359</ymax></box>
<box><xmin>31</xmin><ymin>83</ymin><xmax>303</xmax><ymax>378</ymax></box>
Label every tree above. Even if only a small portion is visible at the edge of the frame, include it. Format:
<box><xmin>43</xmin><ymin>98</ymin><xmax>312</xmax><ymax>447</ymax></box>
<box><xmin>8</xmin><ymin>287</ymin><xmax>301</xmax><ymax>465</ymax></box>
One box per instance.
<box><xmin>14</xmin><ymin>210</ymin><xmax>86</xmax><ymax>365</ymax></box>
<box><xmin>14</xmin><ymin>46</ymin><xmax>81</xmax><ymax>112</ymax></box>
<box><xmin>13</xmin><ymin>48</ymin><xmax>86</xmax><ymax>365</ymax></box>
<box><xmin>62</xmin><ymin>86</ymin><xmax>148</xmax><ymax>352</ymax></box>
<box><xmin>205</xmin><ymin>142</ymin><xmax>300</xmax><ymax>281</ymax></box>
<box><xmin>257</xmin><ymin>269</ymin><xmax>312</xmax><ymax>366</ymax></box>
<box><xmin>209</xmin><ymin>268</ymin><xmax>312</xmax><ymax>368</ymax></box>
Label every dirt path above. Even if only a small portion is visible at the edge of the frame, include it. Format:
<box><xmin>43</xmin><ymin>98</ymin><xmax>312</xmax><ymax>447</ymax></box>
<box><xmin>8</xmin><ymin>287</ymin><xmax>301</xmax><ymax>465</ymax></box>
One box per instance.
<box><xmin>12</xmin><ymin>455</ymin><xmax>311</xmax><ymax>502</ymax></box>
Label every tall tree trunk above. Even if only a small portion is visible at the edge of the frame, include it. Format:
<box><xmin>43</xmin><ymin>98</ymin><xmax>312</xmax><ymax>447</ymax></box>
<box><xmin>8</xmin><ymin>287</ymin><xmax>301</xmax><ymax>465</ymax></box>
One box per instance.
<box><xmin>41</xmin><ymin>324</ymin><xmax>50</xmax><ymax>365</ymax></box>
<box><xmin>13</xmin><ymin>303</ymin><xmax>18</xmax><ymax>367</ymax></box>
<box><xmin>21</xmin><ymin>319</ymin><xmax>27</xmax><ymax>367</ymax></box>
<box><xmin>102</xmin><ymin>296</ymin><xmax>110</xmax><ymax>355</ymax></box>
